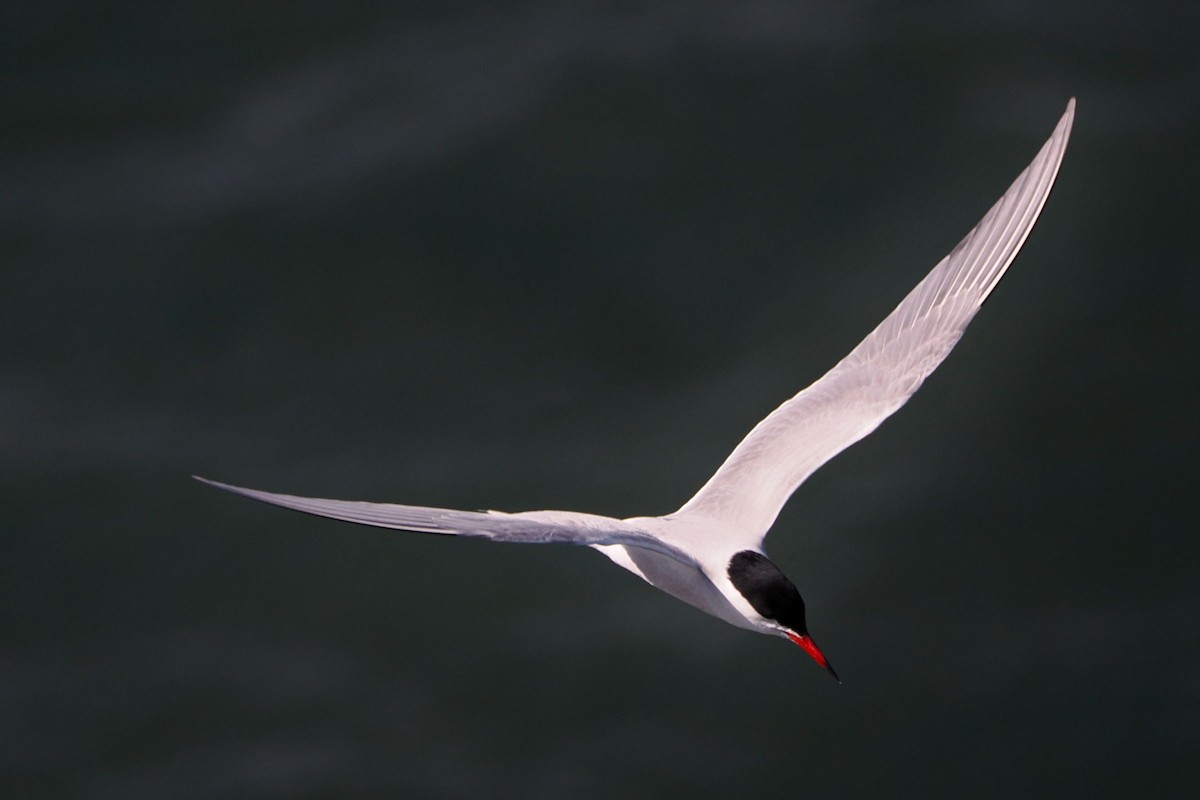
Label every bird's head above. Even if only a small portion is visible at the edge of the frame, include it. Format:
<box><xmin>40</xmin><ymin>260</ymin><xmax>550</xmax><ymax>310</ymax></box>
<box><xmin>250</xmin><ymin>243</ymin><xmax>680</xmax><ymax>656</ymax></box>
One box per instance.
<box><xmin>727</xmin><ymin>550</ymin><xmax>840</xmax><ymax>682</ymax></box>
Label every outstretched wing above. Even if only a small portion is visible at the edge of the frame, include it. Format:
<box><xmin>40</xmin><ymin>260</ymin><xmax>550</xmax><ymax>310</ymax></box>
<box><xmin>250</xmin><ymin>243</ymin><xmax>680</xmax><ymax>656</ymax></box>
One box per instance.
<box><xmin>668</xmin><ymin>100</ymin><xmax>1075</xmax><ymax>547</ymax></box>
<box><xmin>194</xmin><ymin>476</ymin><xmax>697</xmax><ymax>566</ymax></box>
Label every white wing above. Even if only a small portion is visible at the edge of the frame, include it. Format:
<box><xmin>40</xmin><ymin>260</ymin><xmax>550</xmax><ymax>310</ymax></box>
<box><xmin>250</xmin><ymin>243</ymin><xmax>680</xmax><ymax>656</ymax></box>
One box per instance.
<box><xmin>194</xmin><ymin>476</ymin><xmax>698</xmax><ymax>566</ymax></box>
<box><xmin>668</xmin><ymin>100</ymin><xmax>1075</xmax><ymax>547</ymax></box>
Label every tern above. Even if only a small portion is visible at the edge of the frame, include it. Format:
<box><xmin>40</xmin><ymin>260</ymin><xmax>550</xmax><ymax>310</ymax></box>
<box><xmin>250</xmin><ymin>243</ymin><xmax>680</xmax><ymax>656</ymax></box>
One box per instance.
<box><xmin>198</xmin><ymin>100</ymin><xmax>1075</xmax><ymax>682</ymax></box>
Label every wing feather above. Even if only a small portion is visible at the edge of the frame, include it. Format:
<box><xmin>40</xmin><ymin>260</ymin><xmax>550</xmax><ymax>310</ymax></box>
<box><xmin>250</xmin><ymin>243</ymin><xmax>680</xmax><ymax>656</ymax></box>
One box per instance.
<box><xmin>669</xmin><ymin>100</ymin><xmax>1075</xmax><ymax>546</ymax></box>
<box><xmin>194</xmin><ymin>476</ymin><xmax>697</xmax><ymax>566</ymax></box>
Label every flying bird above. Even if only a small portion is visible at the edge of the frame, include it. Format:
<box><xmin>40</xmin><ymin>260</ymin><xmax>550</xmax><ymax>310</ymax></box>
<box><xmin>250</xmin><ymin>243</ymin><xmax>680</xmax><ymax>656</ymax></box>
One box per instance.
<box><xmin>198</xmin><ymin>100</ymin><xmax>1075</xmax><ymax>682</ymax></box>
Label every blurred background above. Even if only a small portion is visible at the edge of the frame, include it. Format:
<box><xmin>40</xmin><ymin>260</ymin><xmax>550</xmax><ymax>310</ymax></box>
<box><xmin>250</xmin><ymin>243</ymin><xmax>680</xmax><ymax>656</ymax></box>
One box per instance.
<box><xmin>3</xmin><ymin>2</ymin><xmax>1197</xmax><ymax>798</ymax></box>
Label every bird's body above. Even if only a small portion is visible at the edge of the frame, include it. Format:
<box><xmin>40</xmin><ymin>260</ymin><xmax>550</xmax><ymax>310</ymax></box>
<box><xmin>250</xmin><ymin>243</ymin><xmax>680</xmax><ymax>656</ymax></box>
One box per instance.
<box><xmin>198</xmin><ymin>101</ymin><xmax>1076</xmax><ymax>680</ymax></box>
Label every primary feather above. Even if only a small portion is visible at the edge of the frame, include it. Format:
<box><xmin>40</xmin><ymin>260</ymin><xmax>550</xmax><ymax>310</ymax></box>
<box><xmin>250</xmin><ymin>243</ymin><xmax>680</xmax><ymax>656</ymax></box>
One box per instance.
<box><xmin>666</xmin><ymin>99</ymin><xmax>1075</xmax><ymax>548</ymax></box>
<box><xmin>192</xmin><ymin>476</ymin><xmax>697</xmax><ymax>565</ymax></box>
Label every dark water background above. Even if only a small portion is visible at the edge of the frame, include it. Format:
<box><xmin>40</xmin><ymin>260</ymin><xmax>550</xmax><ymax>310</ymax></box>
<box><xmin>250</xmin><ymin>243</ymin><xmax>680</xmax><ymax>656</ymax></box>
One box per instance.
<box><xmin>4</xmin><ymin>3</ymin><xmax>1198</xmax><ymax>798</ymax></box>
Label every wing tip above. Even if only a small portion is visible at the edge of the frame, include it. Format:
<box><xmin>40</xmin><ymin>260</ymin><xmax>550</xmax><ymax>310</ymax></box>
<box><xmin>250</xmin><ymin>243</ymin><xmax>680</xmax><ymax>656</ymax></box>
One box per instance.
<box><xmin>193</xmin><ymin>474</ymin><xmax>280</xmax><ymax>505</ymax></box>
<box><xmin>1057</xmin><ymin>97</ymin><xmax>1076</xmax><ymax>143</ymax></box>
<box><xmin>193</xmin><ymin>474</ymin><xmax>239</xmax><ymax>493</ymax></box>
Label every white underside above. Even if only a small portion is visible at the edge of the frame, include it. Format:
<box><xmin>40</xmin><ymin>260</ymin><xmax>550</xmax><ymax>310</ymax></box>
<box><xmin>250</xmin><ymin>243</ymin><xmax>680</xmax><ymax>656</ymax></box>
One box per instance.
<box><xmin>591</xmin><ymin>543</ymin><xmax>759</xmax><ymax>632</ymax></box>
